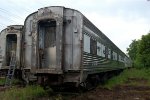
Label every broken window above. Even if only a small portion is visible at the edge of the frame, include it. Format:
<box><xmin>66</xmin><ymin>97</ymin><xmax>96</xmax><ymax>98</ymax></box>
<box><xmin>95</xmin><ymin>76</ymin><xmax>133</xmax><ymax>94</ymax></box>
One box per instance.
<box><xmin>38</xmin><ymin>20</ymin><xmax>56</xmax><ymax>49</ymax></box>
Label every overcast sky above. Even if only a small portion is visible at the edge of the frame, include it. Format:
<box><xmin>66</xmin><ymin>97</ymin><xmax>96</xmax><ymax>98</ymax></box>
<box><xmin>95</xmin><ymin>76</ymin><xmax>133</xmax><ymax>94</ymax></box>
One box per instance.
<box><xmin>0</xmin><ymin>0</ymin><xmax>150</xmax><ymax>53</ymax></box>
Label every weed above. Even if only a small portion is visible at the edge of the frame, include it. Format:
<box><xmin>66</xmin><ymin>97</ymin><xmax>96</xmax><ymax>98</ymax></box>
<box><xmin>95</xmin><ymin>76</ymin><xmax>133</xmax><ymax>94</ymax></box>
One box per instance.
<box><xmin>0</xmin><ymin>78</ymin><xmax>22</xmax><ymax>86</ymax></box>
<box><xmin>0</xmin><ymin>78</ymin><xmax>5</xmax><ymax>85</ymax></box>
<box><xmin>0</xmin><ymin>85</ymin><xmax>47</xmax><ymax>100</ymax></box>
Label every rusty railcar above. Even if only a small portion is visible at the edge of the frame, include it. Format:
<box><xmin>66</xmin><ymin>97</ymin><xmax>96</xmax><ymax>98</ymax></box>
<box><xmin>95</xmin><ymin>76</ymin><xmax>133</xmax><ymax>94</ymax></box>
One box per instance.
<box><xmin>23</xmin><ymin>6</ymin><xmax>131</xmax><ymax>87</ymax></box>
<box><xmin>0</xmin><ymin>25</ymin><xmax>23</xmax><ymax>71</ymax></box>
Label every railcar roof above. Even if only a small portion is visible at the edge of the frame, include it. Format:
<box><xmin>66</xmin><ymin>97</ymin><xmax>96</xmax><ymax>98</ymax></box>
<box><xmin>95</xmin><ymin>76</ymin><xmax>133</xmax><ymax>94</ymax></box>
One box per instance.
<box><xmin>0</xmin><ymin>25</ymin><xmax>23</xmax><ymax>35</ymax></box>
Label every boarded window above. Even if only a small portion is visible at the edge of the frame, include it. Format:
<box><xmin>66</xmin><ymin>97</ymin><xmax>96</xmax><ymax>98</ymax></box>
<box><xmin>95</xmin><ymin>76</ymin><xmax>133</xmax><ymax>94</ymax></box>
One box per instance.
<box><xmin>102</xmin><ymin>44</ymin><xmax>105</xmax><ymax>57</ymax></box>
<box><xmin>90</xmin><ymin>38</ymin><xmax>97</xmax><ymax>55</ymax></box>
<box><xmin>97</xmin><ymin>42</ymin><xmax>102</xmax><ymax>56</ymax></box>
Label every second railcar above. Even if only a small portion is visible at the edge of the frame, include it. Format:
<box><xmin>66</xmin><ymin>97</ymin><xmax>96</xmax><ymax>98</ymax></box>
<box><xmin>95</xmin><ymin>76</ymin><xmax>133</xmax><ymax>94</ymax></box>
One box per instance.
<box><xmin>0</xmin><ymin>25</ymin><xmax>23</xmax><ymax>70</ymax></box>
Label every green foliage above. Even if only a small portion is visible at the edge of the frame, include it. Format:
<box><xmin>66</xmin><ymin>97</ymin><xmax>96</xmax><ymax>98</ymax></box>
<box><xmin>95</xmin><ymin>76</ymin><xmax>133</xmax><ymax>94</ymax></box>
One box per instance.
<box><xmin>0</xmin><ymin>85</ymin><xmax>47</xmax><ymax>100</ymax></box>
<box><xmin>136</xmin><ymin>33</ymin><xmax>150</xmax><ymax>67</ymax></box>
<box><xmin>127</xmin><ymin>39</ymin><xmax>139</xmax><ymax>60</ymax></box>
<box><xmin>127</xmin><ymin>39</ymin><xmax>139</xmax><ymax>67</ymax></box>
<box><xmin>104</xmin><ymin>68</ymin><xmax>150</xmax><ymax>89</ymax></box>
<box><xmin>127</xmin><ymin>33</ymin><xmax>150</xmax><ymax>68</ymax></box>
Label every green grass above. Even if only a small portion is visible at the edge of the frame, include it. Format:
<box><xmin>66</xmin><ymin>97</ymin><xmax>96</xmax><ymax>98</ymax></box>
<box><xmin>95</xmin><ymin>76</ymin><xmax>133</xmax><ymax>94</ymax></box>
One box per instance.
<box><xmin>0</xmin><ymin>85</ymin><xmax>47</xmax><ymax>100</ymax></box>
<box><xmin>104</xmin><ymin>68</ymin><xmax>150</xmax><ymax>89</ymax></box>
<box><xmin>0</xmin><ymin>78</ymin><xmax>5</xmax><ymax>85</ymax></box>
<box><xmin>0</xmin><ymin>78</ymin><xmax>22</xmax><ymax>86</ymax></box>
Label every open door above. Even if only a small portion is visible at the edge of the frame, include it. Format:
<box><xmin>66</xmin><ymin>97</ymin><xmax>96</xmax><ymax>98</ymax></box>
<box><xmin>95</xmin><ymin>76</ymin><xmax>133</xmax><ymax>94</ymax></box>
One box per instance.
<box><xmin>6</xmin><ymin>34</ymin><xmax>17</xmax><ymax>66</ymax></box>
<box><xmin>38</xmin><ymin>19</ymin><xmax>57</xmax><ymax>69</ymax></box>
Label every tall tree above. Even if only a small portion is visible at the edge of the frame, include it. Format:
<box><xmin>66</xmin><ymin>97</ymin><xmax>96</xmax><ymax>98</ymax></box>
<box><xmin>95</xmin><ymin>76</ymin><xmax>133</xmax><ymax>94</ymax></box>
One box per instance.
<box><xmin>136</xmin><ymin>33</ymin><xmax>150</xmax><ymax>67</ymax></box>
<box><xmin>127</xmin><ymin>39</ymin><xmax>139</xmax><ymax>67</ymax></box>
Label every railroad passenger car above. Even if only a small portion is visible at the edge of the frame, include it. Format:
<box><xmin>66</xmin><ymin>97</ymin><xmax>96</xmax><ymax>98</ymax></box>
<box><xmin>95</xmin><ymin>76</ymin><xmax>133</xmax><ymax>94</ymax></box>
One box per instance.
<box><xmin>23</xmin><ymin>6</ymin><xmax>131</xmax><ymax>87</ymax></box>
<box><xmin>0</xmin><ymin>25</ymin><xmax>23</xmax><ymax>71</ymax></box>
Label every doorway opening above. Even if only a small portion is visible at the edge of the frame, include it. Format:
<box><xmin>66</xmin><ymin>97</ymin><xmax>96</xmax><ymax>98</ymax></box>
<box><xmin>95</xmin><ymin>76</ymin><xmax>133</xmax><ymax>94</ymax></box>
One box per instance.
<box><xmin>6</xmin><ymin>34</ymin><xmax>17</xmax><ymax>66</ymax></box>
<box><xmin>38</xmin><ymin>19</ymin><xmax>56</xmax><ymax>68</ymax></box>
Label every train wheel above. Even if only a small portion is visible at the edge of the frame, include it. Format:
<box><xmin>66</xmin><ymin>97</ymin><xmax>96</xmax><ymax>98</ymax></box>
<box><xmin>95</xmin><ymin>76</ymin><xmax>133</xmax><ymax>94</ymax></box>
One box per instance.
<box><xmin>79</xmin><ymin>80</ymin><xmax>94</xmax><ymax>91</ymax></box>
<box><xmin>80</xmin><ymin>75</ymin><xmax>101</xmax><ymax>91</ymax></box>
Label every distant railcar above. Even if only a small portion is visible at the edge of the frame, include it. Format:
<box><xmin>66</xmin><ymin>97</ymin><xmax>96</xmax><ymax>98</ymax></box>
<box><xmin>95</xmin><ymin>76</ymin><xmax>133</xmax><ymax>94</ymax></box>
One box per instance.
<box><xmin>22</xmin><ymin>6</ymin><xmax>131</xmax><ymax>88</ymax></box>
<box><xmin>0</xmin><ymin>25</ymin><xmax>23</xmax><ymax>71</ymax></box>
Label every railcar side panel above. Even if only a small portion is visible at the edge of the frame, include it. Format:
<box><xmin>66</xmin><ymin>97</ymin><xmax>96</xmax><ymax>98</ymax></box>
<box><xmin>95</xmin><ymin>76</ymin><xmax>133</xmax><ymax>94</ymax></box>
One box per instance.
<box><xmin>24</xmin><ymin>13</ymin><xmax>36</xmax><ymax>70</ymax></box>
<box><xmin>82</xmin><ymin>17</ymin><xmax>126</xmax><ymax>76</ymax></box>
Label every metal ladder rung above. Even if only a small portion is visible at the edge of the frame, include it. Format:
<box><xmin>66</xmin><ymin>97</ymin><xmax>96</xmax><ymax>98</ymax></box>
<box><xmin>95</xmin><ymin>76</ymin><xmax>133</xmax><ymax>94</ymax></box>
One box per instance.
<box><xmin>5</xmin><ymin>51</ymin><xmax>16</xmax><ymax>87</ymax></box>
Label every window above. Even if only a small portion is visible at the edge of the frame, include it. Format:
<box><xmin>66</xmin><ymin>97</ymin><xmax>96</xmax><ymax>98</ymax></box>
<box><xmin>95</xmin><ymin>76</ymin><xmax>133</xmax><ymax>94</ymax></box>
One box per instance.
<box><xmin>90</xmin><ymin>38</ymin><xmax>97</xmax><ymax>55</ymax></box>
<box><xmin>113</xmin><ymin>51</ymin><xmax>117</xmax><ymax>61</ymax></box>
<box><xmin>97</xmin><ymin>42</ymin><xmax>102</xmax><ymax>56</ymax></box>
<box><xmin>102</xmin><ymin>44</ymin><xmax>105</xmax><ymax>57</ymax></box>
<box><xmin>108</xmin><ymin>48</ymin><xmax>111</xmax><ymax>59</ymax></box>
<box><xmin>30</xmin><ymin>20</ymin><xmax>33</xmax><ymax>32</ymax></box>
<box><xmin>83</xmin><ymin>34</ymin><xmax>90</xmax><ymax>53</ymax></box>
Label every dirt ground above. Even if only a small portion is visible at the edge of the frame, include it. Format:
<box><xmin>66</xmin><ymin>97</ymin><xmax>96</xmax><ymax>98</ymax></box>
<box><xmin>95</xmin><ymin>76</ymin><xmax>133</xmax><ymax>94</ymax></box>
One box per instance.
<box><xmin>0</xmin><ymin>86</ymin><xmax>6</xmax><ymax>91</ymax></box>
<box><xmin>38</xmin><ymin>78</ymin><xmax>150</xmax><ymax>100</ymax></box>
<box><xmin>71</xmin><ymin>85</ymin><xmax>150</xmax><ymax>100</ymax></box>
<box><xmin>72</xmin><ymin>78</ymin><xmax>150</xmax><ymax>100</ymax></box>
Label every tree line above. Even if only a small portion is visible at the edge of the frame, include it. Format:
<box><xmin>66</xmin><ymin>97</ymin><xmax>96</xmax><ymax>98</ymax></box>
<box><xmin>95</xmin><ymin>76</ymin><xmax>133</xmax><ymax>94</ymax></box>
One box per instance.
<box><xmin>127</xmin><ymin>32</ymin><xmax>150</xmax><ymax>68</ymax></box>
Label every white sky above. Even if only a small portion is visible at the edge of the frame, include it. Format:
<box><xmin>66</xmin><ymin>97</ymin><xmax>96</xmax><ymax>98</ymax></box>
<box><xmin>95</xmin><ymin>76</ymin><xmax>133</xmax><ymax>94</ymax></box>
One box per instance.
<box><xmin>0</xmin><ymin>0</ymin><xmax>150</xmax><ymax>53</ymax></box>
